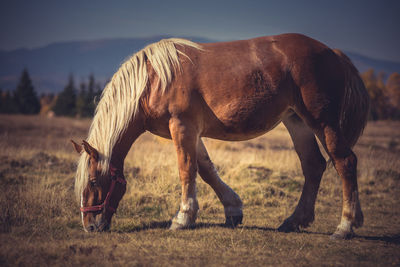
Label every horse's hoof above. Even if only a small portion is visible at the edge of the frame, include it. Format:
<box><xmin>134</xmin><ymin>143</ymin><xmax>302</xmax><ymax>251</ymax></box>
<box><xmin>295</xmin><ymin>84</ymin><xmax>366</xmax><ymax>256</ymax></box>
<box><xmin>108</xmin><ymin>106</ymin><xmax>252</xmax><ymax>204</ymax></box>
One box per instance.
<box><xmin>169</xmin><ymin>212</ymin><xmax>195</xmax><ymax>230</ymax></box>
<box><xmin>225</xmin><ymin>215</ymin><xmax>243</xmax><ymax>228</ymax></box>
<box><xmin>330</xmin><ymin>228</ymin><xmax>354</xmax><ymax>240</ymax></box>
<box><xmin>169</xmin><ymin>221</ymin><xmax>188</xmax><ymax>230</ymax></box>
<box><xmin>277</xmin><ymin>220</ymin><xmax>300</xmax><ymax>233</ymax></box>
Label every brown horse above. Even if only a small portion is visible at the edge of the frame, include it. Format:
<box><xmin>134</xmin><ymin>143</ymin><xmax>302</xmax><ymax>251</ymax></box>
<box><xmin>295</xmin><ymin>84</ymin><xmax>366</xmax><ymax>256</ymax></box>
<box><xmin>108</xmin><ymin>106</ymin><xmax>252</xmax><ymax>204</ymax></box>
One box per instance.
<box><xmin>71</xmin><ymin>33</ymin><xmax>369</xmax><ymax>239</ymax></box>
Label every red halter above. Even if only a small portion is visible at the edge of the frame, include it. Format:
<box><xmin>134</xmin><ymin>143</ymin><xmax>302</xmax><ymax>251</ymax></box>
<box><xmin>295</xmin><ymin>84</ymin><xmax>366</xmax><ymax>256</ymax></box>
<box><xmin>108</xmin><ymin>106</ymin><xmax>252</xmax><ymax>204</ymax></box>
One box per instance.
<box><xmin>80</xmin><ymin>165</ymin><xmax>126</xmax><ymax>214</ymax></box>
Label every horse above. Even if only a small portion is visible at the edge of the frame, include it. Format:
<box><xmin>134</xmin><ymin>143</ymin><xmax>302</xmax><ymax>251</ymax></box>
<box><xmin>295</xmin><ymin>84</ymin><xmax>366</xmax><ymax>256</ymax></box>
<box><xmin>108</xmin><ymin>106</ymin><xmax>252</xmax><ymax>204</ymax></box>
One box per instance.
<box><xmin>71</xmin><ymin>33</ymin><xmax>369</xmax><ymax>239</ymax></box>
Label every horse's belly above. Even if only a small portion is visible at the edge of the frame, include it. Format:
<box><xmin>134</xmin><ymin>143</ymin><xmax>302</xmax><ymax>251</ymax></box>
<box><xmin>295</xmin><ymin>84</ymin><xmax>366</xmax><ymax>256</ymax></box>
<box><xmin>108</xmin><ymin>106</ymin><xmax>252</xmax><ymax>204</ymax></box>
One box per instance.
<box><xmin>203</xmin><ymin>121</ymin><xmax>281</xmax><ymax>141</ymax></box>
<box><xmin>202</xmin><ymin>99</ymin><xmax>290</xmax><ymax>141</ymax></box>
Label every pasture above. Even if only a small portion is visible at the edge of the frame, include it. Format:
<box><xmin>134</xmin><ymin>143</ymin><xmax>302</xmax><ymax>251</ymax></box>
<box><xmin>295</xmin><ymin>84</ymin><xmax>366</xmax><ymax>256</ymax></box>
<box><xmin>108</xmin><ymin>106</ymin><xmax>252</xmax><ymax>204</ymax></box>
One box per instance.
<box><xmin>0</xmin><ymin>114</ymin><xmax>399</xmax><ymax>266</ymax></box>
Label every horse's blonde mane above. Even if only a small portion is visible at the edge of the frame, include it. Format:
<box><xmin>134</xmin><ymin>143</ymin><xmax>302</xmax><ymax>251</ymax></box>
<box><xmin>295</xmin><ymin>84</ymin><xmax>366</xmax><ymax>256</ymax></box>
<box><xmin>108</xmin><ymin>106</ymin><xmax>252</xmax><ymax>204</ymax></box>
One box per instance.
<box><xmin>75</xmin><ymin>38</ymin><xmax>202</xmax><ymax>199</ymax></box>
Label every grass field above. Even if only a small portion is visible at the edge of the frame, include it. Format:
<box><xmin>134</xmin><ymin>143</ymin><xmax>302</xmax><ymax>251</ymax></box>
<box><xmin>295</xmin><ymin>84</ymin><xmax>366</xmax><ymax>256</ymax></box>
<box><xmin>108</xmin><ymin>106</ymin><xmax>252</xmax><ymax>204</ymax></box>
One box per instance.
<box><xmin>0</xmin><ymin>114</ymin><xmax>399</xmax><ymax>266</ymax></box>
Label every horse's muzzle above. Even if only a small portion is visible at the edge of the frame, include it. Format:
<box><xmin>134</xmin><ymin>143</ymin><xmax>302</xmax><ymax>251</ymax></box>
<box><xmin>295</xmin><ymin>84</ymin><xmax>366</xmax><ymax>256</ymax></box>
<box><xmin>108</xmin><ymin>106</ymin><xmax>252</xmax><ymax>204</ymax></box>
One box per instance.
<box><xmin>85</xmin><ymin>221</ymin><xmax>110</xmax><ymax>232</ymax></box>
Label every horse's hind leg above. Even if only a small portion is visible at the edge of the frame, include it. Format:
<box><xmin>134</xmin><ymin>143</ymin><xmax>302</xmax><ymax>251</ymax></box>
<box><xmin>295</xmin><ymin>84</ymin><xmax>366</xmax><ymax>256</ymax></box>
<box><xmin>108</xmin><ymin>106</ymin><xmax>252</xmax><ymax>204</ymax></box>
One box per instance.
<box><xmin>197</xmin><ymin>139</ymin><xmax>243</xmax><ymax>227</ymax></box>
<box><xmin>294</xmin><ymin>105</ymin><xmax>363</xmax><ymax>238</ymax></box>
<box><xmin>278</xmin><ymin>114</ymin><xmax>326</xmax><ymax>232</ymax></box>
<box><xmin>169</xmin><ymin>118</ymin><xmax>199</xmax><ymax>230</ymax></box>
<box><xmin>322</xmin><ymin>125</ymin><xmax>363</xmax><ymax>239</ymax></box>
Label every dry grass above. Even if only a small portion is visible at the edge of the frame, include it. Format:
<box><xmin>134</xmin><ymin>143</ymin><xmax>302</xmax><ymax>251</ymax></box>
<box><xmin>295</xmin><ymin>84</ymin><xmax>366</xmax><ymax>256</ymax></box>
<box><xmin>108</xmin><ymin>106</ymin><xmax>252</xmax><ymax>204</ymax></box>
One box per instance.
<box><xmin>0</xmin><ymin>114</ymin><xmax>399</xmax><ymax>266</ymax></box>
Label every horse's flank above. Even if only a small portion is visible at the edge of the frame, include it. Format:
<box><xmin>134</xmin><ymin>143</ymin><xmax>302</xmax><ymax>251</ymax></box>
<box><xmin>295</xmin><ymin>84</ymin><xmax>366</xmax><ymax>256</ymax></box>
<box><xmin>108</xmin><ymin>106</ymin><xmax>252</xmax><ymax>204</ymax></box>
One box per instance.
<box><xmin>75</xmin><ymin>38</ymin><xmax>202</xmax><ymax>199</ymax></box>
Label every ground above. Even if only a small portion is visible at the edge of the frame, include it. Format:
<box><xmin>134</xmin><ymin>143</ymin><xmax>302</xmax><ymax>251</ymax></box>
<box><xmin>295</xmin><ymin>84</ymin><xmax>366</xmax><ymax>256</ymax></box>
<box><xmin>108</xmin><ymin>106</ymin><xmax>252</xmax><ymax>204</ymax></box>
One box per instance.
<box><xmin>0</xmin><ymin>114</ymin><xmax>399</xmax><ymax>266</ymax></box>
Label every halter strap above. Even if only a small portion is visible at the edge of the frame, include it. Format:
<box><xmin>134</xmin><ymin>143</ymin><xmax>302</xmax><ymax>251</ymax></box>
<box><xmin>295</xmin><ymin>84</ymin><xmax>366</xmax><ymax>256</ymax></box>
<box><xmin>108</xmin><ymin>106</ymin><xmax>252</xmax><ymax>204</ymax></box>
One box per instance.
<box><xmin>80</xmin><ymin>165</ymin><xmax>126</xmax><ymax>214</ymax></box>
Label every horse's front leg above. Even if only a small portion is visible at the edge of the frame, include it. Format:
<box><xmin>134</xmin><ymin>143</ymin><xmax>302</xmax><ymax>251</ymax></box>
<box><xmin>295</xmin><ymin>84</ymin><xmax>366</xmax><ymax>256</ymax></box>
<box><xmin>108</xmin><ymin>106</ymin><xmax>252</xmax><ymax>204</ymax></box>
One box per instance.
<box><xmin>197</xmin><ymin>139</ymin><xmax>243</xmax><ymax>227</ymax></box>
<box><xmin>169</xmin><ymin>118</ymin><xmax>199</xmax><ymax>230</ymax></box>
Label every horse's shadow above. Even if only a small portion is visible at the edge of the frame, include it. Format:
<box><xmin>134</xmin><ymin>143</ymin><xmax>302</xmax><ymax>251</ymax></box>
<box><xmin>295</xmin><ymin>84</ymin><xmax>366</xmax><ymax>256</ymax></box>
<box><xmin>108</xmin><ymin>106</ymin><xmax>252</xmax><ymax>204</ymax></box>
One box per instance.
<box><xmin>281</xmin><ymin>229</ymin><xmax>400</xmax><ymax>245</ymax></box>
<box><xmin>117</xmin><ymin>220</ymin><xmax>400</xmax><ymax>245</ymax></box>
<box><xmin>354</xmin><ymin>234</ymin><xmax>400</xmax><ymax>245</ymax></box>
<box><xmin>288</xmin><ymin>229</ymin><xmax>400</xmax><ymax>245</ymax></box>
<box><xmin>119</xmin><ymin>220</ymin><xmax>275</xmax><ymax>232</ymax></box>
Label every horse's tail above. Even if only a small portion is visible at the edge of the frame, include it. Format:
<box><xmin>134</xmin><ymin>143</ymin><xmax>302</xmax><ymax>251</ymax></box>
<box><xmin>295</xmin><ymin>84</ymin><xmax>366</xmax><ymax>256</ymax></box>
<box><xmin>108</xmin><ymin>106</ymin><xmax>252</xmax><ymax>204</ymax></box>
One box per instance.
<box><xmin>333</xmin><ymin>49</ymin><xmax>370</xmax><ymax>147</ymax></box>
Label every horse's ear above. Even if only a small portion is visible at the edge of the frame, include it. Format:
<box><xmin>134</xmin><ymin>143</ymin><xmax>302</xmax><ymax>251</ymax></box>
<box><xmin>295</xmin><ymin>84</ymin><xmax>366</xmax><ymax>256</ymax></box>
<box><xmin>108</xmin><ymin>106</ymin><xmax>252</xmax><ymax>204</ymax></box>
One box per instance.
<box><xmin>82</xmin><ymin>140</ymin><xmax>99</xmax><ymax>161</ymax></box>
<box><xmin>71</xmin><ymin>140</ymin><xmax>83</xmax><ymax>154</ymax></box>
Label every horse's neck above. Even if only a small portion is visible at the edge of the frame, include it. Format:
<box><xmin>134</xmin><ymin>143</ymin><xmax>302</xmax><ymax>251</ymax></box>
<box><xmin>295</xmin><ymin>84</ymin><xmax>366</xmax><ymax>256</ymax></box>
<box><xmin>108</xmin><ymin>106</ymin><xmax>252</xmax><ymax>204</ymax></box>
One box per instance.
<box><xmin>110</xmin><ymin>114</ymin><xmax>145</xmax><ymax>171</ymax></box>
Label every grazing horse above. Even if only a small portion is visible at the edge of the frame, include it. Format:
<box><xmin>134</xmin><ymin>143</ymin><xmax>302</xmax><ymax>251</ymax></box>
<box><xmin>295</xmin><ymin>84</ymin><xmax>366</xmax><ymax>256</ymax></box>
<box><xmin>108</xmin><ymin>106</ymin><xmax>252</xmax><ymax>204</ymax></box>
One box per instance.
<box><xmin>71</xmin><ymin>33</ymin><xmax>369</xmax><ymax>239</ymax></box>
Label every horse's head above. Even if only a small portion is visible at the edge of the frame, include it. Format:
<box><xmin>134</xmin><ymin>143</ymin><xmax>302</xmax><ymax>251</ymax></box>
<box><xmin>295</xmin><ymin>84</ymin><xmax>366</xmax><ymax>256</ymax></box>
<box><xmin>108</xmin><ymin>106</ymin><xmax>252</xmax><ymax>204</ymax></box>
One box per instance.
<box><xmin>71</xmin><ymin>140</ymin><xmax>126</xmax><ymax>232</ymax></box>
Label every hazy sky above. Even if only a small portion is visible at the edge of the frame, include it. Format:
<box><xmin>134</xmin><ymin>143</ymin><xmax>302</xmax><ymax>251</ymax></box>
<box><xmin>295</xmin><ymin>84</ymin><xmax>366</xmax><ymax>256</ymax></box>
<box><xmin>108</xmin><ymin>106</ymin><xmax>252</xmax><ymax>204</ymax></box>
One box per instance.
<box><xmin>1</xmin><ymin>0</ymin><xmax>399</xmax><ymax>61</ymax></box>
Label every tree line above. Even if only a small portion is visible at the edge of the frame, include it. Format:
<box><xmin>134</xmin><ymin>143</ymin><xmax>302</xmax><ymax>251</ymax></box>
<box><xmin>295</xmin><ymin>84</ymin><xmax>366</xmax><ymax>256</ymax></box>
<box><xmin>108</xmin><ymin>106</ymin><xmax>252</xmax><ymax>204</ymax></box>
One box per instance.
<box><xmin>0</xmin><ymin>69</ymin><xmax>102</xmax><ymax>117</ymax></box>
<box><xmin>1</xmin><ymin>68</ymin><xmax>400</xmax><ymax>120</ymax></box>
<box><xmin>361</xmin><ymin>70</ymin><xmax>400</xmax><ymax>120</ymax></box>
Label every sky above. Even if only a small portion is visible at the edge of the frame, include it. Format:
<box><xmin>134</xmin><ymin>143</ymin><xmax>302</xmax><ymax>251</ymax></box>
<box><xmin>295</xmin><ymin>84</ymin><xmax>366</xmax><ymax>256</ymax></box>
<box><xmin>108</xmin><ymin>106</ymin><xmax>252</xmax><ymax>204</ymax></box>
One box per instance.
<box><xmin>1</xmin><ymin>0</ymin><xmax>399</xmax><ymax>61</ymax></box>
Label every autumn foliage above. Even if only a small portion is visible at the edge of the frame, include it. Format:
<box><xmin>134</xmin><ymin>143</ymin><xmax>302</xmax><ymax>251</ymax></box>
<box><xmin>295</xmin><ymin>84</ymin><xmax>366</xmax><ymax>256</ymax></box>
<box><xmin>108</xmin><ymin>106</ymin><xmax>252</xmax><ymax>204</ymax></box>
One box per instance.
<box><xmin>361</xmin><ymin>69</ymin><xmax>400</xmax><ymax>120</ymax></box>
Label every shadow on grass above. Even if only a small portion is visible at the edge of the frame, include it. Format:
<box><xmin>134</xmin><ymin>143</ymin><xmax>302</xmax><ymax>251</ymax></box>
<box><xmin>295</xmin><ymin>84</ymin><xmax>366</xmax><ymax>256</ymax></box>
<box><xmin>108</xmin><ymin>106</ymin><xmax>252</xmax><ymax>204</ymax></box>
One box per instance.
<box><xmin>117</xmin><ymin>220</ymin><xmax>276</xmax><ymax>233</ymax></box>
<box><xmin>300</xmin><ymin>230</ymin><xmax>400</xmax><ymax>245</ymax></box>
<box><xmin>117</xmin><ymin>221</ymin><xmax>171</xmax><ymax>232</ymax></box>
<box><xmin>116</xmin><ymin>221</ymin><xmax>400</xmax><ymax>245</ymax></box>
<box><xmin>355</xmin><ymin>234</ymin><xmax>400</xmax><ymax>245</ymax></box>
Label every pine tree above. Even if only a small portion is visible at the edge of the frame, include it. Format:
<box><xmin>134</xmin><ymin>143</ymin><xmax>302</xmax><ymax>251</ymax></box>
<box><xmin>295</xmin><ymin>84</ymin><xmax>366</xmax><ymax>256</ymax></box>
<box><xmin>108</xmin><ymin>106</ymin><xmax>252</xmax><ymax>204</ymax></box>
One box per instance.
<box><xmin>84</xmin><ymin>74</ymin><xmax>97</xmax><ymax>117</ymax></box>
<box><xmin>0</xmin><ymin>90</ymin><xmax>18</xmax><ymax>114</ymax></box>
<box><xmin>5</xmin><ymin>91</ymin><xmax>17</xmax><ymax>113</ymax></box>
<box><xmin>53</xmin><ymin>74</ymin><xmax>77</xmax><ymax>117</ymax></box>
<box><xmin>14</xmin><ymin>69</ymin><xmax>40</xmax><ymax>114</ymax></box>
<box><xmin>76</xmin><ymin>82</ymin><xmax>87</xmax><ymax>118</ymax></box>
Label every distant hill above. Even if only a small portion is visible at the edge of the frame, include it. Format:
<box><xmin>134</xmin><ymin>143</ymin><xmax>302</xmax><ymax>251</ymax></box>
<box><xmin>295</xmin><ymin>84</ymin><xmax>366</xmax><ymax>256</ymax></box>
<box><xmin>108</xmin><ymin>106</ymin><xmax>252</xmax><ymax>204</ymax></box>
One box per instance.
<box><xmin>345</xmin><ymin>52</ymin><xmax>400</xmax><ymax>74</ymax></box>
<box><xmin>1</xmin><ymin>36</ymin><xmax>399</xmax><ymax>93</ymax></box>
<box><xmin>0</xmin><ymin>36</ymin><xmax>213</xmax><ymax>93</ymax></box>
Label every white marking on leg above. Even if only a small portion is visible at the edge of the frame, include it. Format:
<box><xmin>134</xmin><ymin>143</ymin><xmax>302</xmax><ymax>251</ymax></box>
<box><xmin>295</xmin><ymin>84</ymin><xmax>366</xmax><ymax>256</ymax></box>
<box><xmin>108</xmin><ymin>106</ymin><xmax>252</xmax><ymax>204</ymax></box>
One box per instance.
<box><xmin>181</xmin><ymin>197</ymin><xmax>196</xmax><ymax>212</ymax></box>
<box><xmin>175</xmin><ymin>210</ymin><xmax>189</xmax><ymax>225</ymax></box>
<box><xmin>175</xmin><ymin>197</ymin><xmax>198</xmax><ymax>226</ymax></box>
<box><xmin>337</xmin><ymin>217</ymin><xmax>352</xmax><ymax>232</ymax></box>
